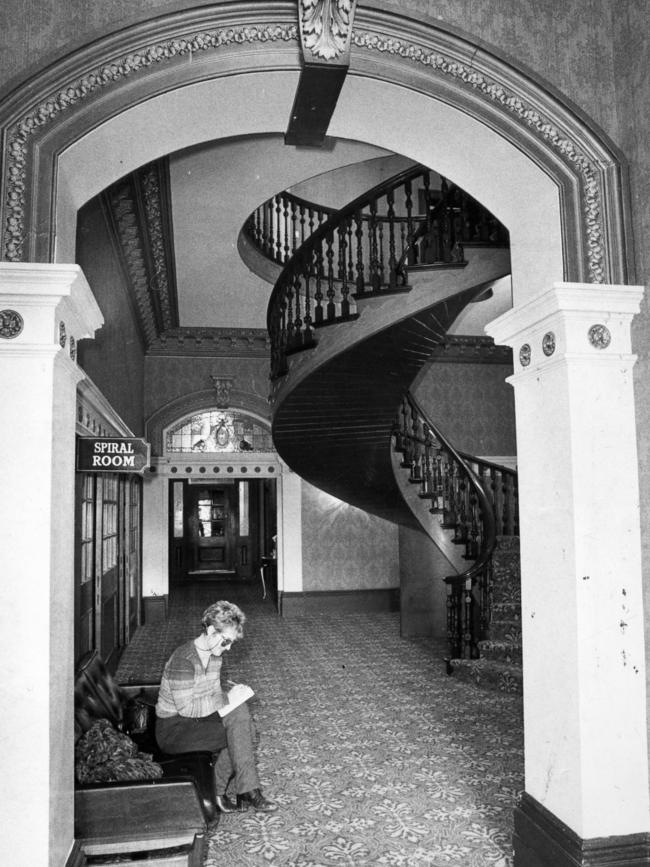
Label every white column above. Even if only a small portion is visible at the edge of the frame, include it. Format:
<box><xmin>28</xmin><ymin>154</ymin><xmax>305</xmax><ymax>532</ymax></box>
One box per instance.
<box><xmin>142</xmin><ymin>470</ymin><xmax>169</xmax><ymax>597</ymax></box>
<box><xmin>486</xmin><ymin>282</ymin><xmax>650</xmax><ymax>838</ymax></box>
<box><xmin>0</xmin><ymin>264</ymin><xmax>103</xmax><ymax>866</ymax></box>
<box><xmin>278</xmin><ymin>465</ymin><xmax>303</xmax><ymax>595</ymax></box>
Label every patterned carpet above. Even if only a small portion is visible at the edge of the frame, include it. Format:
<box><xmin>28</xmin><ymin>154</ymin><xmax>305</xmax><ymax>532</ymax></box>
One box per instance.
<box><xmin>116</xmin><ymin>582</ymin><xmax>523</xmax><ymax>866</ymax></box>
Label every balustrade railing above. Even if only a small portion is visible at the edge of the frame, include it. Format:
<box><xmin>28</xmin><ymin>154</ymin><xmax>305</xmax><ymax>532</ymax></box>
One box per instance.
<box><xmin>244</xmin><ymin>191</ymin><xmax>338</xmax><ymax>266</ymax></box>
<box><xmin>260</xmin><ymin>165</ymin><xmax>509</xmax><ymax>379</ymax></box>
<box><xmin>395</xmin><ymin>392</ymin><xmax>518</xmax><ymax>660</ymax></box>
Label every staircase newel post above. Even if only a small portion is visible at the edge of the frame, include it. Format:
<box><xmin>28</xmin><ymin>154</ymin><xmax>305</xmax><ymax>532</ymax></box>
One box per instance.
<box><xmin>463</xmin><ymin>577</ymin><xmax>474</xmax><ymax>659</ymax></box>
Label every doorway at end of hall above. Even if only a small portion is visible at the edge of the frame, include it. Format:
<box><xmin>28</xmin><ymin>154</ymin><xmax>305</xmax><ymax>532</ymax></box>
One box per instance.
<box><xmin>169</xmin><ymin>477</ymin><xmax>276</xmax><ymax>587</ymax></box>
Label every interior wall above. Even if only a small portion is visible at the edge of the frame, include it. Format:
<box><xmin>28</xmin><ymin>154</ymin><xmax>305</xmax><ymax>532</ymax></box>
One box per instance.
<box><xmin>412</xmin><ymin>359</ymin><xmax>517</xmax><ymax>458</ymax></box>
<box><xmin>301</xmin><ymin>482</ymin><xmax>399</xmax><ymax>591</ymax></box>
<box><xmin>144</xmin><ymin>355</ymin><xmax>270</xmax><ymax>420</ymax></box>
<box><xmin>75</xmin><ymin>197</ymin><xmax>146</xmax><ymax>435</ymax></box>
<box><xmin>611</xmin><ymin>0</ymin><xmax>650</xmax><ymax>750</ymax></box>
<box><xmin>288</xmin><ymin>153</ymin><xmax>416</xmax><ymax>209</ymax></box>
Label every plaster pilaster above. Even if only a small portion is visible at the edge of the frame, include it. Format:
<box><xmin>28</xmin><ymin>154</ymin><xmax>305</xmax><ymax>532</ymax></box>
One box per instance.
<box><xmin>486</xmin><ymin>282</ymin><xmax>650</xmax><ymax>841</ymax></box>
<box><xmin>0</xmin><ymin>263</ymin><xmax>102</xmax><ymax>866</ymax></box>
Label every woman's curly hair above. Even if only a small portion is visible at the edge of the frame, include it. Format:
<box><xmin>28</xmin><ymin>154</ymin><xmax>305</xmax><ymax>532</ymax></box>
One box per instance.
<box><xmin>201</xmin><ymin>600</ymin><xmax>246</xmax><ymax>638</ymax></box>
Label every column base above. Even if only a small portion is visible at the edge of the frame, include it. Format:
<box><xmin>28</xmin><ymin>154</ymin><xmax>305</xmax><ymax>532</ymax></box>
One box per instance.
<box><xmin>514</xmin><ymin>793</ymin><xmax>650</xmax><ymax>866</ymax></box>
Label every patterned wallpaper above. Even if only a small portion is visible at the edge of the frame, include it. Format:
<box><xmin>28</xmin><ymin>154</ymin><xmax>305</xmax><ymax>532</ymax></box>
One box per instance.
<box><xmin>144</xmin><ymin>355</ymin><xmax>271</xmax><ymax>421</ymax></box>
<box><xmin>412</xmin><ymin>359</ymin><xmax>516</xmax><ymax>457</ymax></box>
<box><xmin>301</xmin><ymin>481</ymin><xmax>399</xmax><ymax>591</ymax></box>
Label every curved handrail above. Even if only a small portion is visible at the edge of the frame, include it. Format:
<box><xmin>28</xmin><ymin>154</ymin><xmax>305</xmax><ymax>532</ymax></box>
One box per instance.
<box><xmin>267</xmin><ymin>162</ymin><xmax>429</xmax><ymax>330</ymax></box>
<box><xmin>406</xmin><ymin>390</ymin><xmax>497</xmax><ymax>587</ymax></box>
<box><xmin>267</xmin><ymin>164</ymin><xmax>430</xmax><ymax>378</ymax></box>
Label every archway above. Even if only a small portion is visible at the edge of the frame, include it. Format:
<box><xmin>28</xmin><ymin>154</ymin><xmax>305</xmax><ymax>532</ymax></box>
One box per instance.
<box><xmin>0</xmin><ymin>3</ymin><xmax>644</xmax><ymax>865</ymax></box>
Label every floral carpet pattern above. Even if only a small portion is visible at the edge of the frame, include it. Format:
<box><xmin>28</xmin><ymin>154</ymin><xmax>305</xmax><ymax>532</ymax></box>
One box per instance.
<box><xmin>117</xmin><ymin>584</ymin><xmax>523</xmax><ymax>866</ymax></box>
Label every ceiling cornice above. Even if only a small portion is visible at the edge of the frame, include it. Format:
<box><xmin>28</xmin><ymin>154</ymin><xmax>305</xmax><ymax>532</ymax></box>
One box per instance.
<box><xmin>101</xmin><ymin>157</ymin><xmax>179</xmax><ymax>347</ymax></box>
<box><xmin>147</xmin><ymin>327</ymin><xmax>271</xmax><ymax>358</ymax></box>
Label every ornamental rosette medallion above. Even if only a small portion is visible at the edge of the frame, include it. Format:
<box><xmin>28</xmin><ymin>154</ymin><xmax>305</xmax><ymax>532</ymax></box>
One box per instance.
<box><xmin>300</xmin><ymin>0</ymin><xmax>357</xmax><ymax>60</ymax></box>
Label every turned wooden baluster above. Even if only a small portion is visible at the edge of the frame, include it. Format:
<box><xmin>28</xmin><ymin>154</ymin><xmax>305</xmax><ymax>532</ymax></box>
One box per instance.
<box><xmin>346</xmin><ymin>218</ymin><xmax>355</xmax><ymax>287</ymax></box>
<box><xmin>282</xmin><ymin>197</ymin><xmax>288</xmax><ymax>262</ymax></box>
<box><xmin>301</xmin><ymin>260</ymin><xmax>313</xmax><ymax>345</ymax></box>
<box><xmin>285</xmin><ymin>278</ymin><xmax>295</xmax><ymax>349</ymax></box>
<box><xmin>377</xmin><ymin>217</ymin><xmax>386</xmax><ymax>288</ymax></box>
<box><xmin>313</xmin><ymin>244</ymin><xmax>324</xmax><ymax>325</ymax></box>
<box><xmin>338</xmin><ymin>221</ymin><xmax>350</xmax><ymax>318</ymax></box>
<box><xmin>386</xmin><ymin>188</ymin><xmax>397</xmax><ymax>288</ymax></box>
<box><xmin>274</xmin><ymin>195</ymin><xmax>283</xmax><ymax>263</ymax></box>
<box><xmin>262</xmin><ymin>201</ymin><xmax>270</xmax><ymax>257</ymax></box>
<box><xmin>292</xmin><ymin>274</ymin><xmax>303</xmax><ymax>348</ymax></box>
<box><xmin>419</xmin><ymin>424</ymin><xmax>435</xmax><ymax>496</ymax></box>
<box><xmin>325</xmin><ymin>229</ymin><xmax>336</xmax><ymax>321</ymax></box>
<box><xmin>465</xmin><ymin>490</ymin><xmax>480</xmax><ymax>560</ymax></box>
<box><xmin>298</xmin><ymin>204</ymin><xmax>306</xmax><ymax>250</ymax></box>
<box><xmin>404</xmin><ymin>178</ymin><xmax>415</xmax><ymax>266</ymax></box>
<box><xmin>368</xmin><ymin>199</ymin><xmax>381</xmax><ymax>292</ymax></box>
<box><xmin>354</xmin><ymin>210</ymin><xmax>366</xmax><ymax>294</ymax></box>
<box><xmin>410</xmin><ymin>411</ymin><xmax>424</xmax><ymax>482</ymax></box>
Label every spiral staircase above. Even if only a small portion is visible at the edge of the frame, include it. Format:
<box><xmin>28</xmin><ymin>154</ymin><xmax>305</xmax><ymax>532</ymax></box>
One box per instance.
<box><xmin>242</xmin><ymin>163</ymin><xmax>522</xmax><ymax>692</ymax></box>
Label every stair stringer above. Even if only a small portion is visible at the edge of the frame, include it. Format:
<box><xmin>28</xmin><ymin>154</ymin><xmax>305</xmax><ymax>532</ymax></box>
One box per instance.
<box><xmin>390</xmin><ymin>446</ymin><xmax>467</xmax><ymax>576</ymax></box>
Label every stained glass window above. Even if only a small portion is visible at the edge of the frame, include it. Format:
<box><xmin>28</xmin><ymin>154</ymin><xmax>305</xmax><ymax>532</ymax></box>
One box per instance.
<box><xmin>166</xmin><ymin>410</ymin><xmax>274</xmax><ymax>453</ymax></box>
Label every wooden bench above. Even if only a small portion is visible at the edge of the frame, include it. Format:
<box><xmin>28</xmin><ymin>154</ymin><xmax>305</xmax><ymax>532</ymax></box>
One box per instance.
<box><xmin>74</xmin><ymin>651</ymin><xmax>217</xmax><ymax>864</ymax></box>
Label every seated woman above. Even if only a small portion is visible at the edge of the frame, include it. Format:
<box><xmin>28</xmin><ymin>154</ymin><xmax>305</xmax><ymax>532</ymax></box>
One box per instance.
<box><xmin>155</xmin><ymin>600</ymin><xmax>276</xmax><ymax>813</ymax></box>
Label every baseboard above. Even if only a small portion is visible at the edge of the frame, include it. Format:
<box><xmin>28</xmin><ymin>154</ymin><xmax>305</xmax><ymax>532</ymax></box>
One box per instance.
<box><xmin>65</xmin><ymin>839</ymin><xmax>86</xmax><ymax>867</ymax></box>
<box><xmin>514</xmin><ymin>792</ymin><xmax>650</xmax><ymax>866</ymax></box>
<box><xmin>279</xmin><ymin>588</ymin><xmax>400</xmax><ymax>616</ymax></box>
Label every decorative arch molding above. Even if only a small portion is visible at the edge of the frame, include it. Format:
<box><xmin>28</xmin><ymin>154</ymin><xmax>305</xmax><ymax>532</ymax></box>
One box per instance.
<box><xmin>0</xmin><ymin>0</ymin><xmax>632</xmax><ymax>283</ymax></box>
<box><xmin>146</xmin><ymin>387</ymin><xmax>272</xmax><ymax>456</ymax></box>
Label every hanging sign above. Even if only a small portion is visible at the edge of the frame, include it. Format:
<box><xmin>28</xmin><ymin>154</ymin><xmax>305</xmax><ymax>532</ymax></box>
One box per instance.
<box><xmin>77</xmin><ymin>437</ymin><xmax>150</xmax><ymax>473</ymax></box>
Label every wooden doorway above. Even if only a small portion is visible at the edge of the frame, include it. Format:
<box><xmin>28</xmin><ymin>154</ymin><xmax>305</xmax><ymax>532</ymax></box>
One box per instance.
<box><xmin>170</xmin><ymin>478</ymin><xmax>275</xmax><ymax>584</ymax></box>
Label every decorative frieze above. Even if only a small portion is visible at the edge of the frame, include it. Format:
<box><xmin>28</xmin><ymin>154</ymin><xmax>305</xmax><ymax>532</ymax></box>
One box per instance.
<box><xmin>140</xmin><ymin>161</ymin><xmax>177</xmax><ymax>333</ymax></box>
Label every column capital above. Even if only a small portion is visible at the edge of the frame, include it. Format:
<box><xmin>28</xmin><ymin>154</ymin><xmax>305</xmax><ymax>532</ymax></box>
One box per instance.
<box><xmin>0</xmin><ymin>262</ymin><xmax>103</xmax><ymax>354</ymax></box>
<box><xmin>486</xmin><ymin>282</ymin><xmax>644</xmax><ymax>373</ymax></box>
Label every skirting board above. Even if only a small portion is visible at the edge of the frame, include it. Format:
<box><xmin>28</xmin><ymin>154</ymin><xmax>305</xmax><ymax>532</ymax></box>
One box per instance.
<box><xmin>514</xmin><ymin>792</ymin><xmax>650</xmax><ymax>866</ymax></box>
<box><xmin>279</xmin><ymin>588</ymin><xmax>400</xmax><ymax>616</ymax></box>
